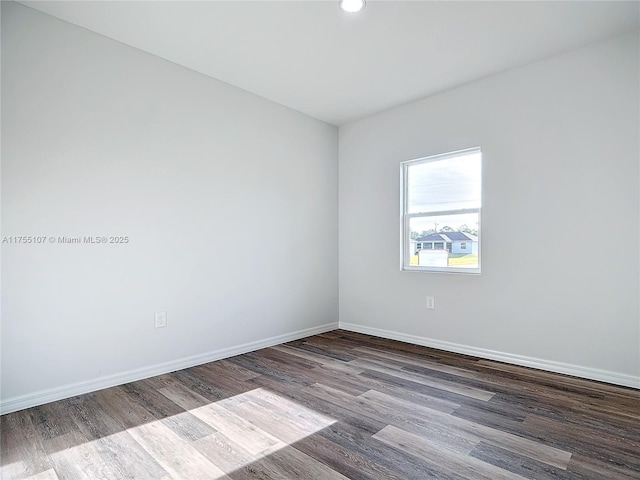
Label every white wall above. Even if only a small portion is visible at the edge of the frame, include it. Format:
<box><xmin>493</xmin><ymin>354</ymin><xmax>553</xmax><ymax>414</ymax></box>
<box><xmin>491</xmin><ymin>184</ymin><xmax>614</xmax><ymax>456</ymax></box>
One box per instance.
<box><xmin>1</xmin><ymin>2</ymin><xmax>338</xmax><ymax>411</ymax></box>
<box><xmin>339</xmin><ymin>31</ymin><xmax>639</xmax><ymax>386</ymax></box>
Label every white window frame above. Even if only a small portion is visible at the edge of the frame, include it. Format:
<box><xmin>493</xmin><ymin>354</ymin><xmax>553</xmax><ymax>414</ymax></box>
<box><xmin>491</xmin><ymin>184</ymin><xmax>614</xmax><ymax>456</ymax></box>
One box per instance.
<box><xmin>400</xmin><ymin>147</ymin><xmax>482</xmax><ymax>274</ymax></box>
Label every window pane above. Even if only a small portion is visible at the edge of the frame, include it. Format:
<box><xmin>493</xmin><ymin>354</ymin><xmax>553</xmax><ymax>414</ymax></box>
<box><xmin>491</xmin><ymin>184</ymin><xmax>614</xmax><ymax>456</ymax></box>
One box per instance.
<box><xmin>407</xmin><ymin>151</ymin><xmax>481</xmax><ymax>213</ymax></box>
<box><xmin>409</xmin><ymin>213</ymin><xmax>479</xmax><ymax>269</ymax></box>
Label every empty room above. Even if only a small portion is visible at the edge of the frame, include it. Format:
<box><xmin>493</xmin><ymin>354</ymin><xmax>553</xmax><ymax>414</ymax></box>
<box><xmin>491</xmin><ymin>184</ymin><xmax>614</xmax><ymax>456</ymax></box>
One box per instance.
<box><xmin>1</xmin><ymin>1</ymin><xmax>639</xmax><ymax>479</ymax></box>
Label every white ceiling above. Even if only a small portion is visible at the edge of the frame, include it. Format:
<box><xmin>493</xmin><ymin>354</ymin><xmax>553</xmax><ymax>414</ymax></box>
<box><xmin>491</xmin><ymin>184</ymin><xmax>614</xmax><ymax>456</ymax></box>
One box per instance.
<box><xmin>19</xmin><ymin>1</ymin><xmax>640</xmax><ymax>126</ymax></box>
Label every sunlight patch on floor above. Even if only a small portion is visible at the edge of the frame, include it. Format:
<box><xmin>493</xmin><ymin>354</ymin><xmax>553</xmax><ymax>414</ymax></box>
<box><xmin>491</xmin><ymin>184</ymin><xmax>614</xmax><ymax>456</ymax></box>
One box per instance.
<box><xmin>7</xmin><ymin>388</ymin><xmax>337</xmax><ymax>479</ymax></box>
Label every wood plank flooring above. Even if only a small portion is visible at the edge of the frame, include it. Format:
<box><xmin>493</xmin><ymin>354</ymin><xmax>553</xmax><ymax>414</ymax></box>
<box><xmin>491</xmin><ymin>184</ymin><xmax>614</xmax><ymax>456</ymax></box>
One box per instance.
<box><xmin>1</xmin><ymin>330</ymin><xmax>638</xmax><ymax>479</ymax></box>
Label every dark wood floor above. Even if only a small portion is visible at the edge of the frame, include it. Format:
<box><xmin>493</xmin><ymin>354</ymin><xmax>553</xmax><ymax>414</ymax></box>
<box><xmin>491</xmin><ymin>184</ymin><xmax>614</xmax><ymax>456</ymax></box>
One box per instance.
<box><xmin>1</xmin><ymin>330</ymin><xmax>639</xmax><ymax>479</ymax></box>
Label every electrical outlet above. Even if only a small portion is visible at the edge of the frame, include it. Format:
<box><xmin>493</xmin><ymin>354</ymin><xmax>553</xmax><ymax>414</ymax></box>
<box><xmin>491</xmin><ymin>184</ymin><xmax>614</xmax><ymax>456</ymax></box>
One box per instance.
<box><xmin>426</xmin><ymin>297</ymin><xmax>435</xmax><ymax>310</ymax></box>
<box><xmin>155</xmin><ymin>311</ymin><xmax>167</xmax><ymax>328</ymax></box>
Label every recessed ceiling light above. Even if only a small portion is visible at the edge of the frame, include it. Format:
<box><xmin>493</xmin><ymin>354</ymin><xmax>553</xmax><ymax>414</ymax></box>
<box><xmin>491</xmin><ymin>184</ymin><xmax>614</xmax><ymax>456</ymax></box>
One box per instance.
<box><xmin>339</xmin><ymin>0</ymin><xmax>365</xmax><ymax>13</ymax></box>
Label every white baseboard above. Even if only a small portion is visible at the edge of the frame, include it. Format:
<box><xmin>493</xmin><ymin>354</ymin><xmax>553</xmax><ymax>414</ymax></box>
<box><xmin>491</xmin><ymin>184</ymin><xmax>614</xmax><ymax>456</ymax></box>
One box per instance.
<box><xmin>339</xmin><ymin>322</ymin><xmax>640</xmax><ymax>389</ymax></box>
<box><xmin>0</xmin><ymin>322</ymin><xmax>338</xmax><ymax>415</ymax></box>
<box><xmin>4</xmin><ymin>320</ymin><xmax>636</xmax><ymax>414</ymax></box>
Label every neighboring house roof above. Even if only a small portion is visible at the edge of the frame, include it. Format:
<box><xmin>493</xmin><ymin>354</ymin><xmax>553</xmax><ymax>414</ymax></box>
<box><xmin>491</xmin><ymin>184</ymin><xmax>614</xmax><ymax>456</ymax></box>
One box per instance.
<box><xmin>415</xmin><ymin>232</ymin><xmax>478</xmax><ymax>242</ymax></box>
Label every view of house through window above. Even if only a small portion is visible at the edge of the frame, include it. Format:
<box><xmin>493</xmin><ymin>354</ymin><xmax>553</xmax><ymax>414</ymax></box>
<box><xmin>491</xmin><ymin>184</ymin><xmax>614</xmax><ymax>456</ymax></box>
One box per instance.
<box><xmin>401</xmin><ymin>148</ymin><xmax>482</xmax><ymax>273</ymax></box>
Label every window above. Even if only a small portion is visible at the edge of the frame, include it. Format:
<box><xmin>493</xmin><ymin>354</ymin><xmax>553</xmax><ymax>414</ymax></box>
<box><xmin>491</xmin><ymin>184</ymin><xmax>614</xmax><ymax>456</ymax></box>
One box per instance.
<box><xmin>401</xmin><ymin>147</ymin><xmax>481</xmax><ymax>273</ymax></box>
